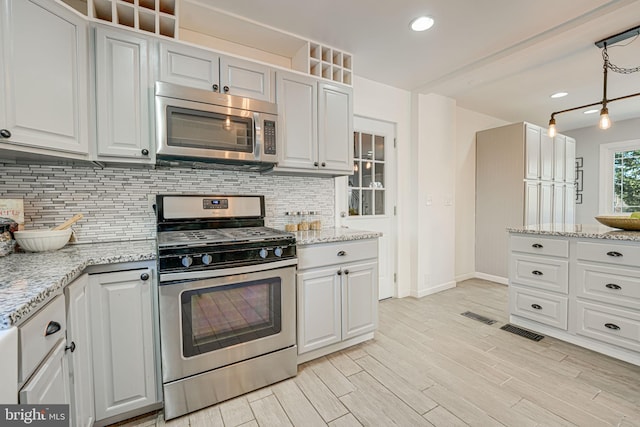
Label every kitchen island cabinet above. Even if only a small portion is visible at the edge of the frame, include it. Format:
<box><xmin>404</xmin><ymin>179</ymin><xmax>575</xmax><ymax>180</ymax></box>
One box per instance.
<box><xmin>0</xmin><ymin>0</ymin><xmax>89</xmax><ymax>160</ymax></box>
<box><xmin>509</xmin><ymin>224</ymin><xmax>640</xmax><ymax>366</ymax></box>
<box><xmin>296</xmin><ymin>237</ymin><xmax>378</xmax><ymax>363</ymax></box>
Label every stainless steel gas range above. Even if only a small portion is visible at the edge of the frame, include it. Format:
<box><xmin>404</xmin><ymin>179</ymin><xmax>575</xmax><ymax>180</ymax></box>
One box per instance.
<box><xmin>155</xmin><ymin>194</ymin><xmax>297</xmax><ymax>420</ymax></box>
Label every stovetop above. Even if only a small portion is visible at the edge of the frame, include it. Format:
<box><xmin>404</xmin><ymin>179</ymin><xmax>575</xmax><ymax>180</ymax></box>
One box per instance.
<box><xmin>158</xmin><ymin>226</ymin><xmax>292</xmax><ymax>248</ymax></box>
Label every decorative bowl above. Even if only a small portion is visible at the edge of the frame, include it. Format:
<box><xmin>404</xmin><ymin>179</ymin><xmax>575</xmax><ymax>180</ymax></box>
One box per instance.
<box><xmin>13</xmin><ymin>229</ymin><xmax>72</xmax><ymax>252</ymax></box>
<box><xmin>594</xmin><ymin>216</ymin><xmax>640</xmax><ymax>231</ymax></box>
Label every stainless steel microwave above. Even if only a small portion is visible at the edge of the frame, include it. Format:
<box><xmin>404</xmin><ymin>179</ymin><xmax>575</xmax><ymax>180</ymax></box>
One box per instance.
<box><xmin>155</xmin><ymin>82</ymin><xmax>278</xmax><ymax>170</ymax></box>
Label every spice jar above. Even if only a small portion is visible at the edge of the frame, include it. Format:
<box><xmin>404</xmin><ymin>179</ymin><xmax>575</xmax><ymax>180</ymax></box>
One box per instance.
<box><xmin>297</xmin><ymin>211</ymin><xmax>310</xmax><ymax>231</ymax></box>
<box><xmin>284</xmin><ymin>212</ymin><xmax>298</xmax><ymax>232</ymax></box>
<box><xmin>309</xmin><ymin>211</ymin><xmax>322</xmax><ymax>230</ymax></box>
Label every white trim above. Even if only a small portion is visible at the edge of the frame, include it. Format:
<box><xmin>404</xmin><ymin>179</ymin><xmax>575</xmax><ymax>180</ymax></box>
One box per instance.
<box><xmin>475</xmin><ymin>272</ymin><xmax>508</xmax><ymax>285</ymax></box>
<box><xmin>411</xmin><ymin>280</ymin><xmax>456</xmax><ymax>298</ymax></box>
<box><xmin>455</xmin><ymin>272</ymin><xmax>475</xmax><ymax>282</ymax></box>
<box><xmin>599</xmin><ymin>139</ymin><xmax>640</xmax><ymax>214</ymax></box>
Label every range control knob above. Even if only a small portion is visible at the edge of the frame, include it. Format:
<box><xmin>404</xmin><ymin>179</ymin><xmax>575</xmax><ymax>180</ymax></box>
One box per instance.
<box><xmin>181</xmin><ymin>256</ymin><xmax>193</xmax><ymax>267</ymax></box>
<box><xmin>274</xmin><ymin>247</ymin><xmax>283</xmax><ymax>257</ymax></box>
<box><xmin>259</xmin><ymin>248</ymin><xmax>268</xmax><ymax>259</ymax></box>
<box><xmin>201</xmin><ymin>254</ymin><xmax>212</xmax><ymax>265</ymax></box>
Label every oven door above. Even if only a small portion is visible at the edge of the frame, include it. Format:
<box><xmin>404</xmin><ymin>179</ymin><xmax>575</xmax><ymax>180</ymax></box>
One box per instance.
<box><xmin>158</xmin><ymin>261</ymin><xmax>296</xmax><ymax>383</ymax></box>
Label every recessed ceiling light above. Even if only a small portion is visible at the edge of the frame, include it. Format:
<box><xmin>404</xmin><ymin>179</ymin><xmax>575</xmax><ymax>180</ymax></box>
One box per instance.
<box><xmin>550</xmin><ymin>92</ymin><xmax>568</xmax><ymax>98</ymax></box>
<box><xmin>583</xmin><ymin>109</ymin><xmax>599</xmax><ymax>114</ymax></box>
<box><xmin>410</xmin><ymin>16</ymin><xmax>434</xmax><ymax>32</ymax></box>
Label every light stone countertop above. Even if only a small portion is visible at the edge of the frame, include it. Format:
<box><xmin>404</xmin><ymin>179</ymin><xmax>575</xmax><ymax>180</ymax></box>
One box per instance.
<box><xmin>294</xmin><ymin>227</ymin><xmax>382</xmax><ymax>245</ymax></box>
<box><xmin>507</xmin><ymin>223</ymin><xmax>640</xmax><ymax>241</ymax></box>
<box><xmin>0</xmin><ymin>240</ymin><xmax>156</xmax><ymax>330</ymax></box>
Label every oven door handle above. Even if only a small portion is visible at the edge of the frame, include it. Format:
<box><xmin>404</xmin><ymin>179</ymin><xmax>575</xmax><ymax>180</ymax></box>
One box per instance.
<box><xmin>159</xmin><ymin>258</ymin><xmax>298</xmax><ymax>283</ymax></box>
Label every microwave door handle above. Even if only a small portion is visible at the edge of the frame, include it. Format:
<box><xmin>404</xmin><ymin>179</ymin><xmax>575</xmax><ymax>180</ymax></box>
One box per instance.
<box><xmin>253</xmin><ymin>112</ymin><xmax>261</xmax><ymax>160</ymax></box>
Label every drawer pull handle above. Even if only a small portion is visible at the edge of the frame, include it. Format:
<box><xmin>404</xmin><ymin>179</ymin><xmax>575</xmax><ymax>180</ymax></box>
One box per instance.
<box><xmin>605</xmin><ymin>283</ymin><xmax>622</xmax><ymax>290</ymax></box>
<box><xmin>604</xmin><ymin>323</ymin><xmax>620</xmax><ymax>331</ymax></box>
<box><xmin>606</xmin><ymin>251</ymin><xmax>623</xmax><ymax>257</ymax></box>
<box><xmin>531</xmin><ymin>304</ymin><xmax>542</xmax><ymax>310</ymax></box>
<box><xmin>45</xmin><ymin>321</ymin><xmax>62</xmax><ymax>337</ymax></box>
<box><xmin>65</xmin><ymin>341</ymin><xmax>76</xmax><ymax>353</ymax></box>
<box><xmin>532</xmin><ymin>243</ymin><xmax>543</xmax><ymax>248</ymax></box>
<box><xmin>337</xmin><ymin>250</ymin><xmax>347</xmax><ymax>256</ymax></box>
<box><xmin>531</xmin><ymin>270</ymin><xmax>543</xmax><ymax>276</ymax></box>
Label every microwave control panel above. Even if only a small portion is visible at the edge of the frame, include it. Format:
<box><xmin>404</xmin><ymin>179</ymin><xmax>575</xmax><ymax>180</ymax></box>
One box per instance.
<box><xmin>264</xmin><ymin>120</ymin><xmax>276</xmax><ymax>155</ymax></box>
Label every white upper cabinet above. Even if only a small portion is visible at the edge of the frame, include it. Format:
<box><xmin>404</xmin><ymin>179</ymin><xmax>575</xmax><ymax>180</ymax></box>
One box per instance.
<box><xmin>158</xmin><ymin>41</ymin><xmax>274</xmax><ymax>102</ymax></box>
<box><xmin>274</xmin><ymin>71</ymin><xmax>353</xmax><ymax>176</ymax></box>
<box><xmin>525</xmin><ymin>124</ymin><xmax>540</xmax><ymax>179</ymax></box>
<box><xmin>553</xmin><ymin>135</ymin><xmax>567</xmax><ymax>182</ymax></box>
<box><xmin>0</xmin><ymin>0</ymin><xmax>89</xmax><ymax>158</ymax></box>
<box><xmin>565</xmin><ymin>137</ymin><xmax>576</xmax><ymax>183</ymax></box>
<box><xmin>94</xmin><ymin>25</ymin><xmax>154</xmax><ymax>163</ymax></box>
<box><xmin>540</xmin><ymin>129</ymin><xmax>554</xmax><ymax>181</ymax></box>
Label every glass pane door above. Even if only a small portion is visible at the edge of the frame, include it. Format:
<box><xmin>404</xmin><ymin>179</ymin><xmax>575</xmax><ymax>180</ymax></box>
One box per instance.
<box><xmin>349</xmin><ymin>131</ymin><xmax>386</xmax><ymax>216</ymax></box>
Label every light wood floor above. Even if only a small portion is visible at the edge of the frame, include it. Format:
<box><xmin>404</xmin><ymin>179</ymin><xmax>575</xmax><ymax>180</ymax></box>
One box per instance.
<box><xmin>121</xmin><ymin>279</ymin><xmax>640</xmax><ymax>427</ymax></box>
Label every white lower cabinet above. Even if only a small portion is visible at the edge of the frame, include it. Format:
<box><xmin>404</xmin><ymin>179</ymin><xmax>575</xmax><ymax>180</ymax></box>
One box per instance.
<box><xmin>89</xmin><ymin>267</ymin><xmax>158</xmax><ymax>423</ymax></box>
<box><xmin>297</xmin><ymin>239</ymin><xmax>378</xmax><ymax>363</ymax></box>
<box><xmin>19</xmin><ymin>340</ymin><xmax>70</xmax><ymax>405</ymax></box>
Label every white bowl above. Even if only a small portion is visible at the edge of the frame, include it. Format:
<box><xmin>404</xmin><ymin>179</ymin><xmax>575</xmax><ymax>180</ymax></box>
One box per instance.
<box><xmin>14</xmin><ymin>229</ymin><xmax>72</xmax><ymax>252</ymax></box>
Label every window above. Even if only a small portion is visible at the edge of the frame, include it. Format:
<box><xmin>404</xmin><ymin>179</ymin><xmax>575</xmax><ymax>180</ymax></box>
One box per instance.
<box><xmin>599</xmin><ymin>139</ymin><xmax>640</xmax><ymax>214</ymax></box>
<box><xmin>349</xmin><ymin>131</ymin><xmax>386</xmax><ymax>216</ymax></box>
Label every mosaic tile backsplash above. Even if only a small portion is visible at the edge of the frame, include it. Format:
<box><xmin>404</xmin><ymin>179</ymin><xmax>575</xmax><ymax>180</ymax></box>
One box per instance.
<box><xmin>0</xmin><ymin>163</ymin><xmax>335</xmax><ymax>243</ymax></box>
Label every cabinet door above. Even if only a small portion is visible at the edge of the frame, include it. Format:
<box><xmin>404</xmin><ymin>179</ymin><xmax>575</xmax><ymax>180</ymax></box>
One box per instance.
<box><xmin>565</xmin><ymin>137</ymin><xmax>576</xmax><ymax>184</ymax></box>
<box><xmin>90</xmin><ymin>268</ymin><xmax>157</xmax><ymax>421</ymax></box>
<box><xmin>342</xmin><ymin>261</ymin><xmax>378</xmax><ymax>340</ymax></box>
<box><xmin>553</xmin><ymin>135</ymin><xmax>566</xmax><ymax>182</ymax></box>
<box><xmin>540</xmin><ymin>129</ymin><xmax>554</xmax><ymax>181</ymax></box>
<box><xmin>297</xmin><ymin>267</ymin><xmax>341</xmax><ymax>354</ymax></box>
<box><xmin>19</xmin><ymin>340</ymin><xmax>70</xmax><ymax>405</ymax></box>
<box><xmin>0</xmin><ymin>0</ymin><xmax>89</xmax><ymax>156</ymax></box>
<box><xmin>65</xmin><ymin>273</ymin><xmax>94</xmax><ymax>427</ymax></box>
<box><xmin>565</xmin><ymin>184</ymin><xmax>576</xmax><ymax>225</ymax></box>
<box><xmin>524</xmin><ymin>180</ymin><xmax>539</xmax><ymax>226</ymax></box>
<box><xmin>220</xmin><ymin>55</ymin><xmax>273</xmax><ymax>101</ymax></box>
<box><xmin>540</xmin><ymin>182</ymin><xmax>553</xmax><ymax>225</ymax></box>
<box><xmin>275</xmin><ymin>72</ymin><xmax>318</xmax><ymax>171</ymax></box>
<box><xmin>159</xmin><ymin>41</ymin><xmax>220</xmax><ymax>91</ymax></box>
<box><xmin>525</xmin><ymin>124</ymin><xmax>540</xmax><ymax>179</ymax></box>
<box><xmin>318</xmin><ymin>82</ymin><xmax>353</xmax><ymax>174</ymax></box>
<box><xmin>95</xmin><ymin>26</ymin><xmax>152</xmax><ymax>162</ymax></box>
<box><xmin>552</xmin><ymin>183</ymin><xmax>565</xmax><ymax>224</ymax></box>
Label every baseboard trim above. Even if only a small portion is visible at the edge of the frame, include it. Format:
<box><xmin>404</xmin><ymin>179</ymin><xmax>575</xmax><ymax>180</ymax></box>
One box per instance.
<box><xmin>455</xmin><ymin>272</ymin><xmax>475</xmax><ymax>282</ymax></box>
<box><xmin>412</xmin><ymin>280</ymin><xmax>457</xmax><ymax>298</ymax></box>
<box><xmin>475</xmin><ymin>272</ymin><xmax>508</xmax><ymax>285</ymax></box>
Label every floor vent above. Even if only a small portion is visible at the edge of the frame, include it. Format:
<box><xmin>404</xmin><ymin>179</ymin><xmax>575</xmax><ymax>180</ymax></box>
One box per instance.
<box><xmin>460</xmin><ymin>311</ymin><xmax>497</xmax><ymax>325</ymax></box>
<box><xmin>500</xmin><ymin>324</ymin><xmax>545</xmax><ymax>341</ymax></box>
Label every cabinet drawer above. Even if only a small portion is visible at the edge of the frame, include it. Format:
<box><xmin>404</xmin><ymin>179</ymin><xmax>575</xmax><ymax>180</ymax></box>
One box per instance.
<box><xmin>577</xmin><ymin>241</ymin><xmax>640</xmax><ymax>267</ymax></box>
<box><xmin>510</xmin><ymin>285</ymin><xmax>568</xmax><ymax>330</ymax></box>
<box><xmin>19</xmin><ymin>295</ymin><xmax>66</xmax><ymax>383</ymax></box>
<box><xmin>576</xmin><ymin>300</ymin><xmax>640</xmax><ymax>352</ymax></box>
<box><xmin>510</xmin><ymin>235</ymin><xmax>569</xmax><ymax>258</ymax></box>
<box><xmin>576</xmin><ymin>263</ymin><xmax>640</xmax><ymax>310</ymax></box>
<box><xmin>298</xmin><ymin>239</ymin><xmax>377</xmax><ymax>270</ymax></box>
<box><xmin>510</xmin><ymin>254</ymin><xmax>568</xmax><ymax>293</ymax></box>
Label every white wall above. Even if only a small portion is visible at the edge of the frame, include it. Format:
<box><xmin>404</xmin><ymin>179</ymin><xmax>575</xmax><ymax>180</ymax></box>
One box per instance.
<box><xmin>566</xmin><ymin>117</ymin><xmax>640</xmax><ymax>224</ymax></box>
<box><xmin>352</xmin><ymin>76</ymin><xmax>413</xmax><ymax>297</ymax></box>
<box><xmin>455</xmin><ymin>108</ymin><xmax>509</xmax><ymax>281</ymax></box>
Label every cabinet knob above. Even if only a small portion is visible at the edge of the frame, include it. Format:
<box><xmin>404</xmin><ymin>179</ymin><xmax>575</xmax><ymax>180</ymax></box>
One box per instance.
<box><xmin>141</xmin><ymin>148</ymin><xmax>149</xmax><ymax>156</ymax></box>
<box><xmin>314</xmin><ymin>162</ymin><xmax>319</xmax><ymax>167</ymax></box>
<box><xmin>140</xmin><ymin>272</ymin><xmax>150</xmax><ymax>281</ymax></box>
<box><xmin>65</xmin><ymin>341</ymin><xmax>76</xmax><ymax>353</ymax></box>
<box><xmin>531</xmin><ymin>270</ymin><xmax>543</xmax><ymax>276</ymax></box>
<box><xmin>0</xmin><ymin>129</ymin><xmax>11</xmax><ymax>138</ymax></box>
<box><xmin>531</xmin><ymin>243</ymin><xmax>543</xmax><ymax>248</ymax></box>
<box><xmin>605</xmin><ymin>283</ymin><xmax>621</xmax><ymax>290</ymax></box>
<box><xmin>212</xmin><ymin>84</ymin><xmax>219</xmax><ymax>92</ymax></box>
<box><xmin>223</xmin><ymin>86</ymin><xmax>230</xmax><ymax>93</ymax></box>
<box><xmin>531</xmin><ymin>304</ymin><xmax>542</xmax><ymax>310</ymax></box>
<box><xmin>321</xmin><ymin>162</ymin><xmax>326</xmax><ymax>167</ymax></box>
<box><xmin>45</xmin><ymin>321</ymin><xmax>62</xmax><ymax>336</ymax></box>
<box><xmin>604</xmin><ymin>323</ymin><xmax>620</xmax><ymax>330</ymax></box>
<box><xmin>337</xmin><ymin>250</ymin><xmax>346</xmax><ymax>256</ymax></box>
<box><xmin>344</xmin><ymin>270</ymin><xmax>349</xmax><ymax>275</ymax></box>
<box><xmin>337</xmin><ymin>270</ymin><xmax>342</xmax><ymax>276</ymax></box>
<box><xmin>606</xmin><ymin>251</ymin><xmax>623</xmax><ymax>257</ymax></box>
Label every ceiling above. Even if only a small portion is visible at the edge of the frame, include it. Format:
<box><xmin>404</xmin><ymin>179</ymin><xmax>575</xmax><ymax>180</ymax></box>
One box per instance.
<box><xmin>183</xmin><ymin>0</ymin><xmax>640</xmax><ymax>132</ymax></box>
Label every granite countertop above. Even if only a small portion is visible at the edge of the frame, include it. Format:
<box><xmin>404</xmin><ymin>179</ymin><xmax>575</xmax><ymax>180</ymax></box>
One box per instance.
<box><xmin>507</xmin><ymin>223</ymin><xmax>640</xmax><ymax>241</ymax></box>
<box><xmin>295</xmin><ymin>227</ymin><xmax>382</xmax><ymax>245</ymax></box>
<box><xmin>0</xmin><ymin>240</ymin><xmax>156</xmax><ymax>330</ymax></box>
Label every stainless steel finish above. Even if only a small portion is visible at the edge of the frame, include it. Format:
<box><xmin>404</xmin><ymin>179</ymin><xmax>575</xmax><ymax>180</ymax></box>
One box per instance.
<box><xmin>155</xmin><ymin>82</ymin><xmax>277</xmax><ymax>164</ymax></box>
<box><xmin>161</xmin><ymin>195</ymin><xmax>262</xmax><ymax>220</ymax></box>
<box><xmin>163</xmin><ymin>345</ymin><xmax>297</xmax><ymax>421</ymax></box>
<box><xmin>158</xmin><ymin>227</ymin><xmax>293</xmax><ymax>247</ymax></box>
<box><xmin>159</xmin><ymin>258</ymin><xmax>297</xmax><ymax>283</ymax></box>
<box><xmin>158</xmin><ymin>265</ymin><xmax>296</xmax><ymax>383</ymax></box>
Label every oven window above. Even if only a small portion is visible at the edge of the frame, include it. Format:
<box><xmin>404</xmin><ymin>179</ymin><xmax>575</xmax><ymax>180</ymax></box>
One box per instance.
<box><xmin>167</xmin><ymin>106</ymin><xmax>253</xmax><ymax>153</ymax></box>
<box><xmin>181</xmin><ymin>277</ymin><xmax>281</xmax><ymax>357</ymax></box>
